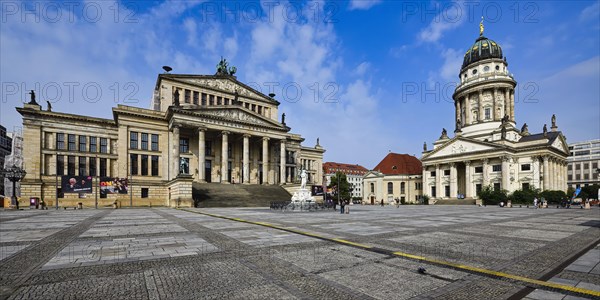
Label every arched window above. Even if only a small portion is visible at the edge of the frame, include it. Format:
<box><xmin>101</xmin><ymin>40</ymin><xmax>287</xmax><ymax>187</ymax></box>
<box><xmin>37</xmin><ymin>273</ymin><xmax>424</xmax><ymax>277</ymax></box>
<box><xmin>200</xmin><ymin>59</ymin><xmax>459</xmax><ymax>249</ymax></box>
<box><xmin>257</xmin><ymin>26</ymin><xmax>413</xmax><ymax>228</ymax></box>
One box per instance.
<box><xmin>370</xmin><ymin>183</ymin><xmax>374</xmax><ymax>193</ymax></box>
<box><xmin>401</xmin><ymin>182</ymin><xmax>406</xmax><ymax>194</ymax></box>
<box><xmin>387</xmin><ymin>182</ymin><xmax>393</xmax><ymax>194</ymax></box>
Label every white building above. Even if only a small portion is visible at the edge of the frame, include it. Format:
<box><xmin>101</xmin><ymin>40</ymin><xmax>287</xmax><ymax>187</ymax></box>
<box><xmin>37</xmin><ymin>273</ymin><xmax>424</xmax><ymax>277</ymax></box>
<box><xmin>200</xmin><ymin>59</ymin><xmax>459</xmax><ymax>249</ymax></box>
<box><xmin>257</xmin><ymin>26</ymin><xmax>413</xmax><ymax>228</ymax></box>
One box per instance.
<box><xmin>567</xmin><ymin>139</ymin><xmax>600</xmax><ymax>189</ymax></box>
<box><xmin>323</xmin><ymin>162</ymin><xmax>368</xmax><ymax>199</ymax></box>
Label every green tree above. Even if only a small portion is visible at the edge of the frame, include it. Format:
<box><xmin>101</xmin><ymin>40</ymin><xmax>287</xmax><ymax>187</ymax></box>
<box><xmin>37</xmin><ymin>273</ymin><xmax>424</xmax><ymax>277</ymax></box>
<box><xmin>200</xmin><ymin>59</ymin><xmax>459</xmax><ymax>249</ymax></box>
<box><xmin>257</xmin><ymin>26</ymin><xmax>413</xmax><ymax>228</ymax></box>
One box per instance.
<box><xmin>539</xmin><ymin>190</ymin><xmax>567</xmax><ymax>204</ymax></box>
<box><xmin>478</xmin><ymin>185</ymin><xmax>508</xmax><ymax>206</ymax></box>
<box><xmin>580</xmin><ymin>184</ymin><xmax>600</xmax><ymax>200</ymax></box>
<box><xmin>510</xmin><ymin>188</ymin><xmax>541</xmax><ymax>204</ymax></box>
<box><xmin>328</xmin><ymin>172</ymin><xmax>350</xmax><ymax>202</ymax></box>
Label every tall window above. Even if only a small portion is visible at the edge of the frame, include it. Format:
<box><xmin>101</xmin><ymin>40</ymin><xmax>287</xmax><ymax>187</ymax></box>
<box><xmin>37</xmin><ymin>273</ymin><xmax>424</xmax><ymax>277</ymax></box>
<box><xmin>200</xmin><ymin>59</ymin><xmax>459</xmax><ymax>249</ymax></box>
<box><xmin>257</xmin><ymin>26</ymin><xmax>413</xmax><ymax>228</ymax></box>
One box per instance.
<box><xmin>90</xmin><ymin>137</ymin><xmax>97</xmax><ymax>152</ymax></box>
<box><xmin>56</xmin><ymin>133</ymin><xmax>65</xmax><ymax>150</ymax></box>
<box><xmin>141</xmin><ymin>188</ymin><xmax>149</xmax><ymax>198</ymax></box>
<box><xmin>130</xmin><ymin>132</ymin><xmax>138</xmax><ymax>149</ymax></box>
<box><xmin>205</xmin><ymin>140</ymin><xmax>212</xmax><ymax>156</ymax></box>
<box><xmin>67</xmin><ymin>156</ymin><xmax>76</xmax><ymax>176</ymax></box>
<box><xmin>151</xmin><ymin>155</ymin><xmax>159</xmax><ymax>176</ymax></box>
<box><xmin>79</xmin><ymin>136</ymin><xmax>87</xmax><ymax>152</ymax></box>
<box><xmin>444</xmin><ymin>169</ymin><xmax>450</xmax><ymax>176</ymax></box>
<box><xmin>401</xmin><ymin>182</ymin><xmax>406</xmax><ymax>194</ymax></box>
<box><xmin>431</xmin><ymin>186</ymin><xmax>436</xmax><ymax>197</ymax></box>
<box><xmin>475</xmin><ymin>166</ymin><xmax>483</xmax><ymax>173</ymax></box>
<box><xmin>141</xmin><ymin>133</ymin><xmax>148</xmax><ymax>150</ymax></box>
<box><xmin>387</xmin><ymin>182</ymin><xmax>393</xmax><ymax>194</ymax></box>
<box><xmin>475</xmin><ymin>184</ymin><xmax>482</xmax><ymax>195</ymax></box>
<box><xmin>370</xmin><ymin>183</ymin><xmax>374</xmax><ymax>193</ymax></box>
<box><xmin>184</xmin><ymin>89</ymin><xmax>190</xmax><ymax>103</ymax></box>
<box><xmin>57</xmin><ymin>155</ymin><xmax>64</xmax><ymax>175</ymax></box>
<box><xmin>445</xmin><ymin>185</ymin><xmax>450</xmax><ymax>197</ymax></box>
<box><xmin>209</xmin><ymin>95</ymin><xmax>214</xmax><ymax>105</ymax></box>
<box><xmin>193</xmin><ymin>91</ymin><xmax>199</xmax><ymax>104</ymax></box>
<box><xmin>151</xmin><ymin>134</ymin><xmax>159</xmax><ymax>151</ymax></box>
<box><xmin>100</xmin><ymin>138</ymin><xmax>108</xmax><ymax>153</ymax></box>
<box><xmin>89</xmin><ymin>158</ymin><xmax>96</xmax><ymax>176</ymax></box>
<box><xmin>79</xmin><ymin>157</ymin><xmax>87</xmax><ymax>176</ymax></box>
<box><xmin>493</xmin><ymin>182</ymin><xmax>501</xmax><ymax>191</ymax></box>
<box><xmin>99</xmin><ymin>158</ymin><xmax>107</xmax><ymax>177</ymax></box>
<box><xmin>180</xmin><ymin>138</ymin><xmax>189</xmax><ymax>153</ymax></box>
<box><xmin>485</xmin><ymin>108</ymin><xmax>491</xmax><ymax>120</ymax></box>
<box><xmin>201</xmin><ymin>93</ymin><xmax>207</xmax><ymax>105</ymax></box>
<box><xmin>130</xmin><ymin>154</ymin><xmax>138</xmax><ymax>175</ymax></box>
<box><xmin>141</xmin><ymin>155</ymin><xmax>148</xmax><ymax>176</ymax></box>
<box><xmin>68</xmin><ymin>134</ymin><xmax>76</xmax><ymax>151</ymax></box>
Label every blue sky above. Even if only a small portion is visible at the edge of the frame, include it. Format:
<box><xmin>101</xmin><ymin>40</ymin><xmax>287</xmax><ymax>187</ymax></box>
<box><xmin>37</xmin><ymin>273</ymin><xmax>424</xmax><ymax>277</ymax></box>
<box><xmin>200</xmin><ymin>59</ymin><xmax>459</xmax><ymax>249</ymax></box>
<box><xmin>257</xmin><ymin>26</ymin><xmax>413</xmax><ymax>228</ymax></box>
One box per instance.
<box><xmin>1</xmin><ymin>0</ymin><xmax>599</xmax><ymax>169</ymax></box>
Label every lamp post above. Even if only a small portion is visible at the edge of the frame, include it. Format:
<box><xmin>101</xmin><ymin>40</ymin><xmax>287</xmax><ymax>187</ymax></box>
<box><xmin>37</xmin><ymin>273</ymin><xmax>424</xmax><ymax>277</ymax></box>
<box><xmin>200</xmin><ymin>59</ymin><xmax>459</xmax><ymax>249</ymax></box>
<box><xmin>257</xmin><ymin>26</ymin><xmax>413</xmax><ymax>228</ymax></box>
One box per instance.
<box><xmin>2</xmin><ymin>164</ymin><xmax>27</xmax><ymax>209</ymax></box>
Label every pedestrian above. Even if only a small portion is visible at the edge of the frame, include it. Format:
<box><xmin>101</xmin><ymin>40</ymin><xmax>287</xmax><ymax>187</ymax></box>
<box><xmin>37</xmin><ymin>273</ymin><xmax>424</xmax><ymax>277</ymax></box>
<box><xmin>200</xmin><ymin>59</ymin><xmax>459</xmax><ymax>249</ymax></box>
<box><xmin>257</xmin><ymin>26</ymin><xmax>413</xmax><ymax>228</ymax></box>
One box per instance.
<box><xmin>396</xmin><ymin>198</ymin><xmax>400</xmax><ymax>208</ymax></box>
<box><xmin>340</xmin><ymin>200</ymin><xmax>345</xmax><ymax>214</ymax></box>
<box><xmin>533</xmin><ymin>197</ymin><xmax>538</xmax><ymax>209</ymax></box>
<box><xmin>16</xmin><ymin>199</ymin><xmax>19</xmax><ymax>210</ymax></box>
<box><xmin>380</xmin><ymin>199</ymin><xmax>384</xmax><ymax>207</ymax></box>
<box><xmin>345</xmin><ymin>200</ymin><xmax>350</xmax><ymax>214</ymax></box>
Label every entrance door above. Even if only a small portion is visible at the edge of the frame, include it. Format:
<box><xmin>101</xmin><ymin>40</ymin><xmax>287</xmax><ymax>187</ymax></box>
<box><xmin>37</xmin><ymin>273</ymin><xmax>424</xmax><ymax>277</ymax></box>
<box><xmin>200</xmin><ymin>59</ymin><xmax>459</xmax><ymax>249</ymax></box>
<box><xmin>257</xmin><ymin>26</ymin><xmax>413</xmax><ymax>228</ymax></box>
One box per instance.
<box><xmin>205</xmin><ymin>160</ymin><xmax>212</xmax><ymax>183</ymax></box>
<box><xmin>370</xmin><ymin>196</ymin><xmax>375</xmax><ymax>205</ymax></box>
<box><xmin>259</xmin><ymin>164</ymin><xmax>263</xmax><ymax>184</ymax></box>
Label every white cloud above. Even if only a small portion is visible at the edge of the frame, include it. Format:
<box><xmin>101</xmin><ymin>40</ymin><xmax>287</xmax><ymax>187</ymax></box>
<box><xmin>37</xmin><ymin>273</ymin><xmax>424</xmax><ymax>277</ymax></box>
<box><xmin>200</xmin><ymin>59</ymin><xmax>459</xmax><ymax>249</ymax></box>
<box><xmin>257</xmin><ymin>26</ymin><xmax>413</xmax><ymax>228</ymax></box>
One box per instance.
<box><xmin>439</xmin><ymin>48</ymin><xmax>463</xmax><ymax>82</ymax></box>
<box><xmin>580</xmin><ymin>1</ymin><xmax>600</xmax><ymax>22</ymax></box>
<box><xmin>348</xmin><ymin>0</ymin><xmax>382</xmax><ymax>11</ymax></box>
<box><xmin>417</xmin><ymin>1</ymin><xmax>466</xmax><ymax>43</ymax></box>
<box><xmin>183</xmin><ymin>18</ymin><xmax>198</xmax><ymax>46</ymax></box>
<box><xmin>353</xmin><ymin>62</ymin><xmax>371</xmax><ymax>76</ymax></box>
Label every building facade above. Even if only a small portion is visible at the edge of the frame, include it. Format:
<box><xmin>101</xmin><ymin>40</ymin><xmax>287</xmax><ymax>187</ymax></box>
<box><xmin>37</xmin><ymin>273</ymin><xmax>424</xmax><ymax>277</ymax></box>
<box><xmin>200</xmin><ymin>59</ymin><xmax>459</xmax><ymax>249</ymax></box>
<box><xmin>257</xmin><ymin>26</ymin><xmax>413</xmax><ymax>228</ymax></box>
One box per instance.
<box><xmin>323</xmin><ymin>162</ymin><xmax>368</xmax><ymax>199</ymax></box>
<box><xmin>0</xmin><ymin>125</ymin><xmax>13</xmax><ymax>196</ymax></box>
<box><xmin>421</xmin><ymin>25</ymin><xmax>569</xmax><ymax>202</ymax></box>
<box><xmin>16</xmin><ymin>62</ymin><xmax>325</xmax><ymax>207</ymax></box>
<box><xmin>362</xmin><ymin>153</ymin><xmax>423</xmax><ymax>205</ymax></box>
<box><xmin>567</xmin><ymin>139</ymin><xmax>600</xmax><ymax>189</ymax></box>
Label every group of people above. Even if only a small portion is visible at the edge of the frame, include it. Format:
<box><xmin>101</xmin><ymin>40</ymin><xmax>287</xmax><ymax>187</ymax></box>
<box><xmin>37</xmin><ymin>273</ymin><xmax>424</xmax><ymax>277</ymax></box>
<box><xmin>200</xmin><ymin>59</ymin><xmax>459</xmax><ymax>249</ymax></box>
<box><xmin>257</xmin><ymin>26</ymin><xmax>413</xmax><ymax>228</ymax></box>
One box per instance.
<box><xmin>339</xmin><ymin>199</ymin><xmax>350</xmax><ymax>214</ymax></box>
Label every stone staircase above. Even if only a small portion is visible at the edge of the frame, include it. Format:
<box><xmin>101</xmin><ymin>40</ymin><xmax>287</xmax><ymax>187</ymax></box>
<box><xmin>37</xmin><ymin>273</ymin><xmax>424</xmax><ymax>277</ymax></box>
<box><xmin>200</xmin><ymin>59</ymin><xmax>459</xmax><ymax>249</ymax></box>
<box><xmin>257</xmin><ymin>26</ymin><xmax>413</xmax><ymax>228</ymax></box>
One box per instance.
<box><xmin>192</xmin><ymin>183</ymin><xmax>292</xmax><ymax>207</ymax></box>
<box><xmin>432</xmin><ymin>198</ymin><xmax>477</xmax><ymax>205</ymax></box>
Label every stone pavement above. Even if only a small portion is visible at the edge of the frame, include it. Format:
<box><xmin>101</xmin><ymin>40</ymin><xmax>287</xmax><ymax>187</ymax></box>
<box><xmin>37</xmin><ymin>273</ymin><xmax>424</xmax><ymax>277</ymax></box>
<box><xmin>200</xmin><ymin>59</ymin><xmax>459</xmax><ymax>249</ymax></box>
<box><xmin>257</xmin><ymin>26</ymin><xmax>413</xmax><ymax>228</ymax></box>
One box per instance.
<box><xmin>0</xmin><ymin>205</ymin><xmax>598</xmax><ymax>299</ymax></box>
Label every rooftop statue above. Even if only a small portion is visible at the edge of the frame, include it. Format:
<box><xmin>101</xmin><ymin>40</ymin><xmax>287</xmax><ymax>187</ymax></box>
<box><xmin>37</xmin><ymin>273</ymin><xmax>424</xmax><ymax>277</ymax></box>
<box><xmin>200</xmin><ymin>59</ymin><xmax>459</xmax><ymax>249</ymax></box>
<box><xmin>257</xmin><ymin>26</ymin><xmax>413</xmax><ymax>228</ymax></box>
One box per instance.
<box><xmin>216</xmin><ymin>57</ymin><xmax>237</xmax><ymax>76</ymax></box>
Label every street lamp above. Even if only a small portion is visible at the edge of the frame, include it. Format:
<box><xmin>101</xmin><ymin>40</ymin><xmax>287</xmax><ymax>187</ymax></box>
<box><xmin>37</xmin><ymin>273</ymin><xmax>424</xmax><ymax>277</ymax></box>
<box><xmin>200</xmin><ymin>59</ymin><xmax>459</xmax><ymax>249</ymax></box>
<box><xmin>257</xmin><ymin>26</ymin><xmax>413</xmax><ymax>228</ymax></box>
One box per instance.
<box><xmin>1</xmin><ymin>164</ymin><xmax>27</xmax><ymax>209</ymax></box>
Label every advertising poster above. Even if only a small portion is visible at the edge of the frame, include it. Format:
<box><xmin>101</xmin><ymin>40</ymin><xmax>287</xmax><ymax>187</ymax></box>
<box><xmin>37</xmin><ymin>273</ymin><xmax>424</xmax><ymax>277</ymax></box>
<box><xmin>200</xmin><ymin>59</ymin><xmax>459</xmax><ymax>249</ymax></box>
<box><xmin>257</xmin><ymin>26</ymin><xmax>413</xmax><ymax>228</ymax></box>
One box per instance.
<box><xmin>99</xmin><ymin>177</ymin><xmax>129</xmax><ymax>195</ymax></box>
<box><xmin>61</xmin><ymin>176</ymin><xmax>93</xmax><ymax>194</ymax></box>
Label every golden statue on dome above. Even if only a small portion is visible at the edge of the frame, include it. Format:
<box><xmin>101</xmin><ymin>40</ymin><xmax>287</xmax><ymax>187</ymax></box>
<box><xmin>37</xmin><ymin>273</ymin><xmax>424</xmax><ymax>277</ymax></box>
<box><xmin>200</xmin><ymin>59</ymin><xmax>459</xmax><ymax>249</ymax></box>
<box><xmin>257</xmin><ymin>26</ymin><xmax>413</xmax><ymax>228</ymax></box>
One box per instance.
<box><xmin>479</xmin><ymin>16</ymin><xmax>484</xmax><ymax>36</ymax></box>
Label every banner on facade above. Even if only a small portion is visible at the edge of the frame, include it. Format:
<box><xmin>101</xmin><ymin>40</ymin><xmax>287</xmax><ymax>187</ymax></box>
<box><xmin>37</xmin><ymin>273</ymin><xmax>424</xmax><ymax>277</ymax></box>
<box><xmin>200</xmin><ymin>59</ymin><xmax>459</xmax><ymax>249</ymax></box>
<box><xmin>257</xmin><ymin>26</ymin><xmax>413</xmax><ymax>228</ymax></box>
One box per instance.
<box><xmin>311</xmin><ymin>185</ymin><xmax>324</xmax><ymax>196</ymax></box>
<box><xmin>61</xmin><ymin>176</ymin><xmax>93</xmax><ymax>194</ymax></box>
<box><xmin>99</xmin><ymin>177</ymin><xmax>129</xmax><ymax>195</ymax></box>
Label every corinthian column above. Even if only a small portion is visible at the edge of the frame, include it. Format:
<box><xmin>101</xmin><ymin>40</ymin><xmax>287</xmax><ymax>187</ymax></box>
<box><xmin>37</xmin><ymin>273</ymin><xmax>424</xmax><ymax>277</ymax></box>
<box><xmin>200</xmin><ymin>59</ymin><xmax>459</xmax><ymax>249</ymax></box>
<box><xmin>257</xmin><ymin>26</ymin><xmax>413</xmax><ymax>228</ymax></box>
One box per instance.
<box><xmin>198</xmin><ymin>128</ymin><xmax>205</xmax><ymax>182</ymax></box>
<box><xmin>262</xmin><ymin>137</ymin><xmax>269</xmax><ymax>184</ymax></box>
<box><xmin>450</xmin><ymin>163</ymin><xmax>457</xmax><ymax>198</ymax></box>
<box><xmin>543</xmin><ymin>156</ymin><xmax>549</xmax><ymax>190</ymax></box>
<box><xmin>501</xmin><ymin>156</ymin><xmax>510</xmax><ymax>191</ymax></box>
<box><xmin>221</xmin><ymin>131</ymin><xmax>229</xmax><ymax>183</ymax></box>
<box><xmin>243</xmin><ymin>134</ymin><xmax>250</xmax><ymax>184</ymax></box>
<box><xmin>172</xmin><ymin>125</ymin><xmax>180</xmax><ymax>179</ymax></box>
<box><xmin>280</xmin><ymin>140</ymin><xmax>286</xmax><ymax>184</ymax></box>
<box><xmin>465</xmin><ymin>161</ymin><xmax>472</xmax><ymax>198</ymax></box>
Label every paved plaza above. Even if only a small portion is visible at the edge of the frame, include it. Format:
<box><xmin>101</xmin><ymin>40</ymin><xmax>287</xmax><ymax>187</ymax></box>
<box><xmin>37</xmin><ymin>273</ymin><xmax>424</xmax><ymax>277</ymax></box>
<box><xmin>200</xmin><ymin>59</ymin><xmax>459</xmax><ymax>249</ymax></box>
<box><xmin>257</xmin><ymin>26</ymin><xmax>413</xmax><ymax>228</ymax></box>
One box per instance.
<box><xmin>0</xmin><ymin>205</ymin><xmax>598</xmax><ymax>299</ymax></box>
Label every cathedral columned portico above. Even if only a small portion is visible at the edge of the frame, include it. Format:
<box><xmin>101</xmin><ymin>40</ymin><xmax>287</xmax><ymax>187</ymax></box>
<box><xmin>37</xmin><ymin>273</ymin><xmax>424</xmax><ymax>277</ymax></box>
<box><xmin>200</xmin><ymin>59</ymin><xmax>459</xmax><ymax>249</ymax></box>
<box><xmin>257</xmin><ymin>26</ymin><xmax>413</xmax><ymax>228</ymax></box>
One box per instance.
<box><xmin>421</xmin><ymin>22</ymin><xmax>569</xmax><ymax>203</ymax></box>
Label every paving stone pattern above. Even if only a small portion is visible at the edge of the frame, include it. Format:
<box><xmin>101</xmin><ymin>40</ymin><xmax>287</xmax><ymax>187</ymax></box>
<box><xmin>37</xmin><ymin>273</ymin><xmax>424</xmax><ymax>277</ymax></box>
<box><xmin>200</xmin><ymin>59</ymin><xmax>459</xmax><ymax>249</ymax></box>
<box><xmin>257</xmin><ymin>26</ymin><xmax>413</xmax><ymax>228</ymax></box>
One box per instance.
<box><xmin>0</xmin><ymin>205</ymin><xmax>598</xmax><ymax>300</ymax></box>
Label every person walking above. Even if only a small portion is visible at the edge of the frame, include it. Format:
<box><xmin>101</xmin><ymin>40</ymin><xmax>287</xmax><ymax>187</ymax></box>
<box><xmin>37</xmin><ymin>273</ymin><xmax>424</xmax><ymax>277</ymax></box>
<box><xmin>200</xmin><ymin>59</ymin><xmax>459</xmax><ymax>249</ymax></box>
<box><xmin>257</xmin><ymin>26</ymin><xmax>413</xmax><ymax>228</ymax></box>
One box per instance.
<box><xmin>396</xmin><ymin>198</ymin><xmax>400</xmax><ymax>208</ymax></box>
<box><xmin>533</xmin><ymin>197</ymin><xmax>538</xmax><ymax>209</ymax></box>
<box><xmin>345</xmin><ymin>200</ymin><xmax>350</xmax><ymax>214</ymax></box>
<box><xmin>340</xmin><ymin>200</ymin><xmax>345</xmax><ymax>214</ymax></box>
<box><xmin>380</xmin><ymin>199</ymin><xmax>384</xmax><ymax>207</ymax></box>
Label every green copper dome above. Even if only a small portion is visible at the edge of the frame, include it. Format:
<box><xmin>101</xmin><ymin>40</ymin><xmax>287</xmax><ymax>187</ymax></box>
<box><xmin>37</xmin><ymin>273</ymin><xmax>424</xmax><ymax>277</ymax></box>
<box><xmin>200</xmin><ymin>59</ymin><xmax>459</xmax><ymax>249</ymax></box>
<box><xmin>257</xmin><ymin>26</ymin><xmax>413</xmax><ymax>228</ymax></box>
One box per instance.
<box><xmin>462</xmin><ymin>36</ymin><xmax>503</xmax><ymax>69</ymax></box>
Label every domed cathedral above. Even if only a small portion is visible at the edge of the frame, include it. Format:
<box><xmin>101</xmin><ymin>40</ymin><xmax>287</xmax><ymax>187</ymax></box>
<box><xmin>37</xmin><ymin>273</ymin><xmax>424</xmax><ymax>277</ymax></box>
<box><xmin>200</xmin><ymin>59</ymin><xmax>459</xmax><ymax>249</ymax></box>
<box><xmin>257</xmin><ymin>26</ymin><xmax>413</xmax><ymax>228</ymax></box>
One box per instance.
<box><xmin>421</xmin><ymin>20</ymin><xmax>569</xmax><ymax>204</ymax></box>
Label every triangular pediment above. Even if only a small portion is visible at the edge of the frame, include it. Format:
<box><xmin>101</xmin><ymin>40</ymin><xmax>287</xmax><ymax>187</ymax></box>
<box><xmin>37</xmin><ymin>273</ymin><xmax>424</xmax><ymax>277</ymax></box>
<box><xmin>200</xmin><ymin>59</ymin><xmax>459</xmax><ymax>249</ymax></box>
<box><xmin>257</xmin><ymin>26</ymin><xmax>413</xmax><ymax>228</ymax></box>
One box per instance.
<box><xmin>193</xmin><ymin>107</ymin><xmax>283</xmax><ymax>128</ymax></box>
<box><xmin>551</xmin><ymin>134</ymin><xmax>569</xmax><ymax>154</ymax></box>
<box><xmin>168</xmin><ymin>76</ymin><xmax>276</xmax><ymax>104</ymax></box>
<box><xmin>424</xmin><ymin>138</ymin><xmax>501</xmax><ymax>160</ymax></box>
<box><xmin>363</xmin><ymin>170</ymin><xmax>383</xmax><ymax>179</ymax></box>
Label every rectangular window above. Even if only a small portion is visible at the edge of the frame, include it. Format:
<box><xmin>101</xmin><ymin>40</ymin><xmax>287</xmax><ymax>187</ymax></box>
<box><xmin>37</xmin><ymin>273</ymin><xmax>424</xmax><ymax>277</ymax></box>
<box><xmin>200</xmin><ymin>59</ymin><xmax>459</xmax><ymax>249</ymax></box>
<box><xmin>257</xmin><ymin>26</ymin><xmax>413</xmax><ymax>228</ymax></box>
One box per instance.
<box><xmin>56</xmin><ymin>133</ymin><xmax>65</xmax><ymax>150</ymax></box>
<box><xmin>201</xmin><ymin>93</ymin><xmax>207</xmax><ymax>105</ymax></box>
<box><xmin>206</xmin><ymin>140</ymin><xmax>212</xmax><ymax>156</ymax></box>
<box><xmin>568</xmin><ymin>164</ymin><xmax>572</xmax><ymax>170</ymax></box>
<box><xmin>576</xmin><ymin>174</ymin><xmax>581</xmax><ymax>180</ymax></box>
<box><xmin>584</xmin><ymin>163</ymin><xmax>589</xmax><ymax>169</ymax></box>
<box><xmin>100</xmin><ymin>138</ymin><xmax>108</xmax><ymax>153</ymax></box>
<box><xmin>430</xmin><ymin>171</ymin><xmax>436</xmax><ymax>177</ymax></box>
<box><xmin>57</xmin><ymin>188</ymin><xmax>64</xmax><ymax>199</ymax></box>
<box><xmin>485</xmin><ymin>108</ymin><xmax>491</xmax><ymax>120</ymax></box>
<box><xmin>522</xmin><ymin>182</ymin><xmax>530</xmax><ymax>190</ymax></box>
<box><xmin>475</xmin><ymin>184</ymin><xmax>482</xmax><ymax>195</ymax></box>
<box><xmin>67</xmin><ymin>156</ymin><xmax>76</xmax><ymax>176</ymax></box>
<box><xmin>400</xmin><ymin>183</ymin><xmax>406</xmax><ymax>194</ymax></box>
<box><xmin>184</xmin><ymin>89</ymin><xmax>190</xmax><ymax>103</ymax></box>
<box><xmin>130</xmin><ymin>132</ymin><xmax>138</xmax><ymax>149</ymax></box>
<box><xmin>68</xmin><ymin>134</ymin><xmax>76</xmax><ymax>151</ymax></box>
<box><xmin>90</xmin><ymin>137</ymin><xmax>97</xmax><ymax>152</ymax></box>
<box><xmin>584</xmin><ymin>174</ymin><xmax>589</xmax><ymax>180</ymax></box>
<box><xmin>493</xmin><ymin>182</ymin><xmax>501</xmax><ymax>191</ymax></box>
<box><xmin>444</xmin><ymin>169</ymin><xmax>450</xmax><ymax>176</ymax></box>
<box><xmin>593</xmin><ymin>162</ymin><xmax>598</xmax><ymax>169</ymax></box>
<box><xmin>209</xmin><ymin>95</ymin><xmax>214</xmax><ymax>105</ymax></box>
<box><xmin>151</xmin><ymin>134</ymin><xmax>159</xmax><ymax>151</ymax></box>
<box><xmin>431</xmin><ymin>186</ymin><xmax>436</xmax><ymax>197</ymax></box>
<box><xmin>193</xmin><ymin>91</ymin><xmax>199</xmax><ymax>104</ymax></box>
<box><xmin>475</xmin><ymin>166</ymin><xmax>483</xmax><ymax>173</ymax></box>
<box><xmin>387</xmin><ymin>183</ymin><xmax>393</xmax><ymax>194</ymax></box>
<box><xmin>521</xmin><ymin>164</ymin><xmax>531</xmax><ymax>171</ymax></box>
<box><xmin>568</xmin><ymin>174</ymin><xmax>572</xmax><ymax>180</ymax></box>
<box><xmin>141</xmin><ymin>188</ymin><xmax>149</xmax><ymax>198</ymax></box>
<box><xmin>130</xmin><ymin>154</ymin><xmax>138</xmax><ymax>175</ymax></box>
<box><xmin>224</xmin><ymin>98</ymin><xmax>229</xmax><ymax>105</ymax></box>
<box><xmin>100</xmin><ymin>158</ymin><xmax>107</xmax><ymax>177</ymax></box>
<box><xmin>79</xmin><ymin>136</ymin><xmax>87</xmax><ymax>152</ymax></box>
<box><xmin>492</xmin><ymin>165</ymin><xmax>502</xmax><ymax>172</ymax></box>
<box><xmin>217</xmin><ymin>96</ymin><xmax>222</xmax><ymax>105</ymax></box>
<box><xmin>141</xmin><ymin>133</ymin><xmax>148</xmax><ymax>150</ymax></box>
<box><xmin>79</xmin><ymin>157</ymin><xmax>86</xmax><ymax>176</ymax></box>
<box><xmin>89</xmin><ymin>158</ymin><xmax>96</xmax><ymax>176</ymax></box>
<box><xmin>57</xmin><ymin>155</ymin><xmax>64</xmax><ymax>175</ymax></box>
<box><xmin>576</xmin><ymin>164</ymin><xmax>581</xmax><ymax>170</ymax></box>
<box><xmin>180</xmin><ymin>138</ymin><xmax>189</xmax><ymax>153</ymax></box>
<box><xmin>141</xmin><ymin>155</ymin><xmax>148</xmax><ymax>176</ymax></box>
<box><xmin>444</xmin><ymin>185</ymin><xmax>450</xmax><ymax>197</ymax></box>
<box><xmin>151</xmin><ymin>155</ymin><xmax>159</xmax><ymax>176</ymax></box>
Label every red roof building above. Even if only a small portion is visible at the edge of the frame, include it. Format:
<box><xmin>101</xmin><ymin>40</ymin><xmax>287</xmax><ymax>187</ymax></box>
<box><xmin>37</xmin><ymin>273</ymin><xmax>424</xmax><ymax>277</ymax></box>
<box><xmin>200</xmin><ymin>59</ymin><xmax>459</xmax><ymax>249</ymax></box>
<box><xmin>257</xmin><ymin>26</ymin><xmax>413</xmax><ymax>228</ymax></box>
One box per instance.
<box><xmin>372</xmin><ymin>153</ymin><xmax>422</xmax><ymax>175</ymax></box>
<box><xmin>323</xmin><ymin>162</ymin><xmax>368</xmax><ymax>199</ymax></box>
